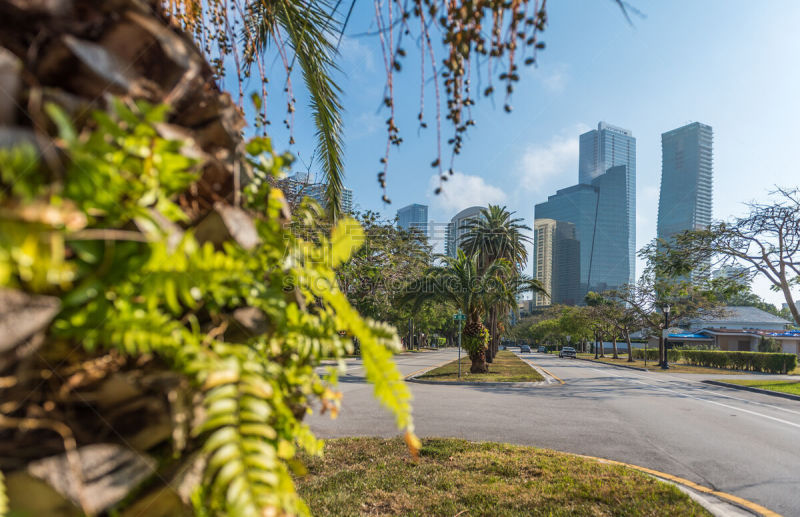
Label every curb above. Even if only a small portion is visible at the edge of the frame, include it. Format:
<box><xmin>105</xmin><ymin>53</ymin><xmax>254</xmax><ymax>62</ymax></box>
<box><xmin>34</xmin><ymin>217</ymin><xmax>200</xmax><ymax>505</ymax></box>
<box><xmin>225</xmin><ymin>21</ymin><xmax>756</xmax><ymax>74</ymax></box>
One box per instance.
<box><xmin>406</xmin><ymin>378</ymin><xmax>550</xmax><ymax>387</ymax></box>
<box><xmin>574</xmin><ymin>356</ymin><xmax>649</xmax><ymax>372</ymax></box>
<box><xmin>517</xmin><ymin>355</ymin><xmax>565</xmax><ymax>385</ymax></box>
<box><xmin>578</xmin><ymin>455</ymin><xmax>780</xmax><ymax>517</ymax></box>
<box><xmin>703</xmin><ymin>379</ymin><xmax>800</xmax><ymax>402</ymax></box>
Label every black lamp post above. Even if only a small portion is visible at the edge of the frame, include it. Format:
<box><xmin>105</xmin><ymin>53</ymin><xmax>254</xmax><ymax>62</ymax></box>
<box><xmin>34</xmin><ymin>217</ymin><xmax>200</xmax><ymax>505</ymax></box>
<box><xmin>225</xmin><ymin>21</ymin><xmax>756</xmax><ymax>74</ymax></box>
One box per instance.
<box><xmin>661</xmin><ymin>304</ymin><xmax>671</xmax><ymax>370</ymax></box>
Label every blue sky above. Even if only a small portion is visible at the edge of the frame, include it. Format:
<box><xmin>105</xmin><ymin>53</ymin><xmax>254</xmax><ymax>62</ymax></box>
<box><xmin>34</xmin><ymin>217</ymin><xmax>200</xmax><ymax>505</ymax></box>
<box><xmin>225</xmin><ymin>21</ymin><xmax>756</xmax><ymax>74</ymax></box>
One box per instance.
<box><xmin>238</xmin><ymin>0</ymin><xmax>800</xmax><ymax>306</ymax></box>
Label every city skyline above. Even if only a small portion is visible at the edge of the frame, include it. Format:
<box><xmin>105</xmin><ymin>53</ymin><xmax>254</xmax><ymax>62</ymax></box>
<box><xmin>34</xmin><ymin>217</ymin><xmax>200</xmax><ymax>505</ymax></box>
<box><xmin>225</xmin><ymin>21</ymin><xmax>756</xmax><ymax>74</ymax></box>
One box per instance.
<box><xmin>260</xmin><ymin>1</ymin><xmax>800</xmax><ymax>306</ymax></box>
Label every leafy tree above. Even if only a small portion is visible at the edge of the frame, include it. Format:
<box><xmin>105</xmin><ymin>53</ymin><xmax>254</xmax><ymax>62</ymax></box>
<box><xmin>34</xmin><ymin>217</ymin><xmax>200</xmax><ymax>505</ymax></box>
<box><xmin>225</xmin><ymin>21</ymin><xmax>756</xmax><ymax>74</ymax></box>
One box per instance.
<box><xmin>610</xmin><ymin>241</ymin><xmax>729</xmax><ymax>367</ymax></box>
<box><xmin>657</xmin><ymin>188</ymin><xmax>800</xmax><ymax>325</ymax></box>
<box><xmin>758</xmin><ymin>336</ymin><xmax>781</xmax><ymax>353</ymax></box>
<box><xmin>336</xmin><ymin>211</ymin><xmax>432</xmax><ymax>330</ymax></box>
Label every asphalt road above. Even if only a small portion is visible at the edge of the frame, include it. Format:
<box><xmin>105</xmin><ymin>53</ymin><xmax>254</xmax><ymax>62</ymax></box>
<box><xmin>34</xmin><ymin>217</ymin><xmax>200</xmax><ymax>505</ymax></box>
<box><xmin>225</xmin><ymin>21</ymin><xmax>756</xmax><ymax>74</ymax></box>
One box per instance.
<box><xmin>309</xmin><ymin>349</ymin><xmax>800</xmax><ymax>516</ymax></box>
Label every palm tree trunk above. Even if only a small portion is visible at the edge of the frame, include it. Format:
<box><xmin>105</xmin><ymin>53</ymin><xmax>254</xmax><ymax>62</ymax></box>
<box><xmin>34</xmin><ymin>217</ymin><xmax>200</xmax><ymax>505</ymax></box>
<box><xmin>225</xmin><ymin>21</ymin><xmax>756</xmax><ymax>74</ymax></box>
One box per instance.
<box><xmin>470</xmin><ymin>349</ymin><xmax>489</xmax><ymax>373</ymax></box>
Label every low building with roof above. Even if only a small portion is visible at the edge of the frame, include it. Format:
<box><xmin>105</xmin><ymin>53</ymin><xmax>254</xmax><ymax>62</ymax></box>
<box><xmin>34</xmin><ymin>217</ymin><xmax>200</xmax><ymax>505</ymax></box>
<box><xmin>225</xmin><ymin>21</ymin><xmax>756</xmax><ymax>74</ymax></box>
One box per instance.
<box><xmin>644</xmin><ymin>307</ymin><xmax>799</xmax><ymax>356</ymax></box>
<box><xmin>686</xmin><ymin>306</ymin><xmax>791</xmax><ymax>331</ymax></box>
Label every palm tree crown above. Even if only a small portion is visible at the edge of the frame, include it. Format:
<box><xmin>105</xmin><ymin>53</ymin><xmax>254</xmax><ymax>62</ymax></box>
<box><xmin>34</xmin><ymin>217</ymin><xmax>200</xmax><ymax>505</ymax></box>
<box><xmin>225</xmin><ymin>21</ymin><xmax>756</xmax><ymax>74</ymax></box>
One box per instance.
<box><xmin>460</xmin><ymin>205</ymin><xmax>531</xmax><ymax>272</ymax></box>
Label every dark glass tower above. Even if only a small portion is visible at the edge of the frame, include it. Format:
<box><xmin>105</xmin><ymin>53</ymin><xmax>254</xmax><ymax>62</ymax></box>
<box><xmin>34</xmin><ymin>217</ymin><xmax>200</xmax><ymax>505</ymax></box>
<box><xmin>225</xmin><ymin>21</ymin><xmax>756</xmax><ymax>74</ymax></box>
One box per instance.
<box><xmin>657</xmin><ymin>122</ymin><xmax>713</xmax><ymax>241</ymax></box>
<box><xmin>396</xmin><ymin>203</ymin><xmax>428</xmax><ymax>236</ymax></box>
<box><xmin>579</xmin><ymin>122</ymin><xmax>636</xmax><ymax>280</ymax></box>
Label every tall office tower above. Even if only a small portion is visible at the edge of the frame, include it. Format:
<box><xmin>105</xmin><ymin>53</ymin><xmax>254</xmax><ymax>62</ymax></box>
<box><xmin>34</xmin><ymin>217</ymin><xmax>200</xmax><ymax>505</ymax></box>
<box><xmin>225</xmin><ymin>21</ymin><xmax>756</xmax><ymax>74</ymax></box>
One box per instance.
<box><xmin>534</xmin><ymin>185</ymin><xmax>596</xmax><ymax>299</ymax></box>
<box><xmin>396</xmin><ymin>203</ymin><xmax>429</xmax><ymax>236</ymax></box>
<box><xmin>533</xmin><ymin>219</ymin><xmax>580</xmax><ymax>306</ymax></box>
<box><xmin>587</xmin><ymin>165</ymin><xmax>633</xmax><ymax>292</ymax></box>
<box><xmin>535</xmin><ymin>166</ymin><xmax>634</xmax><ymax>299</ymax></box>
<box><xmin>341</xmin><ymin>189</ymin><xmax>354</xmax><ymax>214</ymax></box>
<box><xmin>657</xmin><ymin>122</ymin><xmax>713</xmax><ymax>241</ymax></box>
<box><xmin>579</xmin><ymin>122</ymin><xmax>636</xmax><ymax>280</ymax></box>
<box><xmin>445</xmin><ymin>206</ymin><xmax>482</xmax><ymax>257</ymax></box>
<box><xmin>280</xmin><ymin>172</ymin><xmax>354</xmax><ymax>214</ymax></box>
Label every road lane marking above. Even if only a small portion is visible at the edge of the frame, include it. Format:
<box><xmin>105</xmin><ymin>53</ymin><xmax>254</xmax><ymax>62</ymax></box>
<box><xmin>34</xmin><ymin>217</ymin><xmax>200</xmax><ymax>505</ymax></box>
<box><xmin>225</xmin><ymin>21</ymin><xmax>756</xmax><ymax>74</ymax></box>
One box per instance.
<box><xmin>607</xmin><ymin>372</ymin><xmax>800</xmax><ymax>430</ymax></box>
<box><xmin>603</xmin><ymin>368</ymin><xmax>800</xmax><ymax>418</ymax></box>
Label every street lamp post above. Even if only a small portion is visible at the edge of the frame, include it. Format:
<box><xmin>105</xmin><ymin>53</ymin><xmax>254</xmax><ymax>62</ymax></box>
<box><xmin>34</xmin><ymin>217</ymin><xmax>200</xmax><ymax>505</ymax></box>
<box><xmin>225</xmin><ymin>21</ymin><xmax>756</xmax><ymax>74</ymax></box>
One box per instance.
<box><xmin>454</xmin><ymin>311</ymin><xmax>466</xmax><ymax>379</ymax></box>
<box><xmin>661</xmin><ymin>304</ymin><xmax>671</xmax><ymax>370</ymax></box>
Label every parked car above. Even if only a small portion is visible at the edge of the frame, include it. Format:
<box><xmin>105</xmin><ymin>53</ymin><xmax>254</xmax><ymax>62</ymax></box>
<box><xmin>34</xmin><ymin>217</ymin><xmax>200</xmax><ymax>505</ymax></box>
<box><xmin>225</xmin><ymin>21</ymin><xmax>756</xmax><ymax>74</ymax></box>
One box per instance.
<box><xmin>520</xmin><ymin>345</ymin><xmax>531</xmax><ymax>353</ymax></box>
<box><xmin>537</xmin><ymin>346</ymin><xmax>546</xmax><ymax>353</ymax></box>
<box><xmin>559</xmin><ymin>346</ymin><xmax>576</xmax><ymax>358</ymax></box>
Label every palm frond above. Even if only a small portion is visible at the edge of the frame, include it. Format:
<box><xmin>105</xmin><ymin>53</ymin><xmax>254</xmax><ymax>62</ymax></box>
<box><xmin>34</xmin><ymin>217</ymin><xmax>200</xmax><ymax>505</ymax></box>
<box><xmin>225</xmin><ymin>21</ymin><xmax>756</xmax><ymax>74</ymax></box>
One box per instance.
<box><xmin>247</xmin><ymin>0</ymin><xmax>345</xmax><ymax>219</ymax></box>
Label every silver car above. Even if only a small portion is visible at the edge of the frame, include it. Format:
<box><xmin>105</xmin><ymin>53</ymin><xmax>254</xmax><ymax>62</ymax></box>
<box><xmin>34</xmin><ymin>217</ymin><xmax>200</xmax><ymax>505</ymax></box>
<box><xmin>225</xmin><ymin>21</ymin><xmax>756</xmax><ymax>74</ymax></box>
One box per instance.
<box><xmin>559</xmin><ymin>346</ymin><xmax>576</xmax><ymax>358</ymax></box>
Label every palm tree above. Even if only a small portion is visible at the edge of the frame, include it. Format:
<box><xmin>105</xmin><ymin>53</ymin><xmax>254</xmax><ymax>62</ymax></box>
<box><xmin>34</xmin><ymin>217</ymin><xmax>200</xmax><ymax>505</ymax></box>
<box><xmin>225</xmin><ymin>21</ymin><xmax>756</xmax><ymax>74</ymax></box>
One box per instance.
<box><xmin>402</xmin><ymin>250</ymin><xmax>512</xmax><ymax>373</ymax></box>
<box><xmin>244</xmin><ymin>0</ymin><xmax>345</xmax><ymax>219</ymax></box>
<box><xmin>460</xmin><ymin>205</ymin><xmax>534</xmax><ymax>361</ymax></box>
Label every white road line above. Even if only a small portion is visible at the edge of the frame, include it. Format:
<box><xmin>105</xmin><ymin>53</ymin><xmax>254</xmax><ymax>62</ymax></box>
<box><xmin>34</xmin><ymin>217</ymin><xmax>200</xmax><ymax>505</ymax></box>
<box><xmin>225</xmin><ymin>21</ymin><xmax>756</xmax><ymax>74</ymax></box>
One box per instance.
<box><xmin>601</xmin><ymin>368</ymin><xmax>800</xmax><ymax>417</ymax></box>
<box><xmin>585</xmin><ymin>366</ymin><xmax>800</xmax><ymax>428</ymax></box>
<box><xmin>625</xmin><ymin>378</ymin><xmax>800</xmax><ymax>430</ymax></box>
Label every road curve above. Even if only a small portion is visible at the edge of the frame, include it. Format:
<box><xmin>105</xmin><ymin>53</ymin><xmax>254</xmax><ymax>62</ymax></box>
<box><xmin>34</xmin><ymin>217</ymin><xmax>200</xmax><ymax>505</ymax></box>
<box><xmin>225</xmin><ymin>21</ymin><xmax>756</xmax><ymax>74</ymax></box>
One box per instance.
<box><xmin>308</xmin><ymin>349</ymin><xmax>800</xmax><ymax>516</ymax></box>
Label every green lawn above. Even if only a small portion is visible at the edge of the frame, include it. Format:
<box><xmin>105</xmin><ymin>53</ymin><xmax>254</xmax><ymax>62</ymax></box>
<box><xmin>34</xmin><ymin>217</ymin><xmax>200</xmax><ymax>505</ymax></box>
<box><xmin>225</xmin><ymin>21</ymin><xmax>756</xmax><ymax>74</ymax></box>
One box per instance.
<box><xmin>576</xmin><ymin>353</ymin><xmax>746</xmax><ymax>375</ymax></box>
<box><xmin>296</xmin><ymin>437</ymin><xmax>710</xmax><ymax>517</ymax></box>
<box><xmin>417</xmin><ymin>349</ymin><xmax>544</xmax><ymax>382</ymax></box>
<box><xmin>724</xmin><ymin>379</ymin><xmax>800</xmax><ymax>395</ymax></box>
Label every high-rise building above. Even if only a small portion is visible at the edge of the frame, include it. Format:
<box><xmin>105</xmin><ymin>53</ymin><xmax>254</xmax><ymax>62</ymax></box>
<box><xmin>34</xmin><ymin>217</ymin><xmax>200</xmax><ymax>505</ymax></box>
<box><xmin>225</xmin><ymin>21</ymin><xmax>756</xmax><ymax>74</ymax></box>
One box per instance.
<box><xmin>532</xmin><ymin>219</ymin><xmax>580</xmax><ymax>306</ymax></box>
<box><xmin>589</xmin><ymin>165</ymin><xmax>633</xmax><ymax>292</ymax></box>
<box><xmin>445</xmin><ymin>206</ymin><xmax>482</xmax><ymax>258</ymax></box>
<box><xmin>657</xmin><ymin>122</ymin><xmax>713</xmax><ymax>241</ymax></box>
<box><xmin>534</xmin><ymin>185</ymin><xmax>596</xmax><ymax>298</ymax></box>
<box><xmin>534</xmin><ymin>166</ymin><xmax>634</xmax><ymax>298</ymax></box>
<box><xmin>579</xmin><ymin>122</ymin><xmax>636</xmax><ymax>279</ymax></box>
<box><xmin>280</xmin><ymin>172</ymin><xmax>354</xmax><ymax>214</ymax></box>
<box><xmin>396</xmin><ymin>203</ymin><xmax>428</xmax><ymax>236</ymax></box>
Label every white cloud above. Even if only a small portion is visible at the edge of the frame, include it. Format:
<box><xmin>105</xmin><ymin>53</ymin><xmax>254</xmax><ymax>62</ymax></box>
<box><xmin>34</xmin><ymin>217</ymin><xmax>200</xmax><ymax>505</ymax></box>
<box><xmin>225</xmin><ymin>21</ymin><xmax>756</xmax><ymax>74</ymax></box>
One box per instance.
<box><xmin>538</xmin><ymin>64</ymin><xmax>569</xmax><ymax>93</ymax></box>
<box><xmin>516</xmin><ymin>132</ymin><xmax>581</xmax><ymax>192</ymax></box>
<box><xmin>427</xmin><ymin>172</ymin><xmax>506</xmax><ymax>214</ymax></box>
<box><xmin>338</xmin><ymin>36</ymin><xmax>375</xmax><ymax>72</ymax></box>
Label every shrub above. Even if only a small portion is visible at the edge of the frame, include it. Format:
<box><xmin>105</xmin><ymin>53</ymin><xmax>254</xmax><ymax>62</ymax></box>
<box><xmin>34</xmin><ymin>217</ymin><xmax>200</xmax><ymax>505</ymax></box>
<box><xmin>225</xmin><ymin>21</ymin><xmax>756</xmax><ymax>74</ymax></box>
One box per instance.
<box><xmin>631</xmin><ymin>348</ymin><xmax>660</xmax><ymax>361</ymax></box>
<box><xmin>679</xmin><ymin>350</ymin><xmax>796</xmax><ymax>374</ymax></box>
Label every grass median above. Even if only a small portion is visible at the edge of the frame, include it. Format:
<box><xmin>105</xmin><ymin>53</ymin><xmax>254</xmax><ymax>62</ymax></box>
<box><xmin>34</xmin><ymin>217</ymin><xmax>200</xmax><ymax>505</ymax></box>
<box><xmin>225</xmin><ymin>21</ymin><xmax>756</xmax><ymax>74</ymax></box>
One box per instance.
<box><xmin>296</xmin><ymin>437</ymin><xmax>710</xmax><ymax>516</ymax></box>
<box><xmin>417</xmin><ymin>349</ymin><xmax>544</xmax><ymax>383</ymax></box>
<box><xmin>723</xmin><ymin>379</ymin><xmax>800</xmax><ymax>395</ymax></box>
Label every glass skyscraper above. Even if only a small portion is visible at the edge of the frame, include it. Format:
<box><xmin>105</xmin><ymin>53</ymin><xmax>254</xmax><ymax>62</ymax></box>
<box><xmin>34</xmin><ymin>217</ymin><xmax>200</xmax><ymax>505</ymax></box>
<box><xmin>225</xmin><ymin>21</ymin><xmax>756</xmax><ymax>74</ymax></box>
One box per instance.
<box><xmin>657</xmin><ymin>122</ymin><xmax>713</xmax><ymax>241</ymax></box>
<box><xmin>281</xmin><ymin>172</ymin><xmax>353</xmax><ymax>213</ymax></box>
<box><xmin>587</xmin><ymin>165</ymin><xmax>632</xmax><ymax>292</ymax></box>
<box><xmin>534</xmin><ymin>184</ymin><xmax>597</xmax><ymax>297</ymax></box>
<box><xmin>579</xmin><ymin>122</ymin><xmax>636</xmax><ymax>280</ymax></box>
<box><xmin>534</xmin><ymin>166</ymin><xmax>633</xmax><ymax>298</ymax></box>
<box><xmin>445</xmin><ymin>206</ymin><xmax>482</xmax><ymax>258</ymax></box>
<box><xmin>396</xmin><ymin>203</ymin><xmax>428</xmax><ymax>236</ymax></box>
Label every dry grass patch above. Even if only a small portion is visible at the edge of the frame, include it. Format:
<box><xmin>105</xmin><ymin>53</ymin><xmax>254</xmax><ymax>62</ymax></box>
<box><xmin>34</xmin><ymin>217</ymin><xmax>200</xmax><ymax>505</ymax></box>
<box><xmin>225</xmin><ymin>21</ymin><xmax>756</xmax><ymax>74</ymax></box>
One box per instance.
<box><xmin>417</xmin><ymin>350</ymin><xmax>544</xmax><ymax>383</ymax></box>
<box><xmin>296</xmin><ymin>437</ymin><xmax>710</xmax><ymax>516</ymax></box>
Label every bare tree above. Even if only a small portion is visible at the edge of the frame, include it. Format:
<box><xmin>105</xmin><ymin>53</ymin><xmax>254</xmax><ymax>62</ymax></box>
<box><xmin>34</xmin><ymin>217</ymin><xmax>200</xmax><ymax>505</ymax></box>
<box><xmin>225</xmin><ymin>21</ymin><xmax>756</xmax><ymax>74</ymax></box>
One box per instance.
<box><xmin>662</xmin><ymin>188</ymin><xmax>800</xmax><ymax>325</ymax></box>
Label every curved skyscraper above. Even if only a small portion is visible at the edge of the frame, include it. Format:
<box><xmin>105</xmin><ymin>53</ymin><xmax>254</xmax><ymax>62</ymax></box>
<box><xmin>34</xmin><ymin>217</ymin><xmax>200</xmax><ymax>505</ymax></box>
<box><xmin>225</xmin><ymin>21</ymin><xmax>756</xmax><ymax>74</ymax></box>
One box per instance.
<box><xmin>657</xmin><ymin>122</ymin><xmax>713</xmax><ymax>241</ymax></box>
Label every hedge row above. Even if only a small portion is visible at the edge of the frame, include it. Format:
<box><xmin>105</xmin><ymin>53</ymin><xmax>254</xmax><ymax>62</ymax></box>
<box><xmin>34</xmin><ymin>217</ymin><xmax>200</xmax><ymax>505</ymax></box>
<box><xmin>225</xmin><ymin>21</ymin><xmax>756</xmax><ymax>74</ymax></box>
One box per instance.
<box><xmin>678</xmin><ymin>350</ymin><xmax>797</xmax><ymax>374</ymax></box>
<box><xmin>631</xmin><ymin>348</ymin><xmax>797</xmax><ymax>374</ymax></box>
